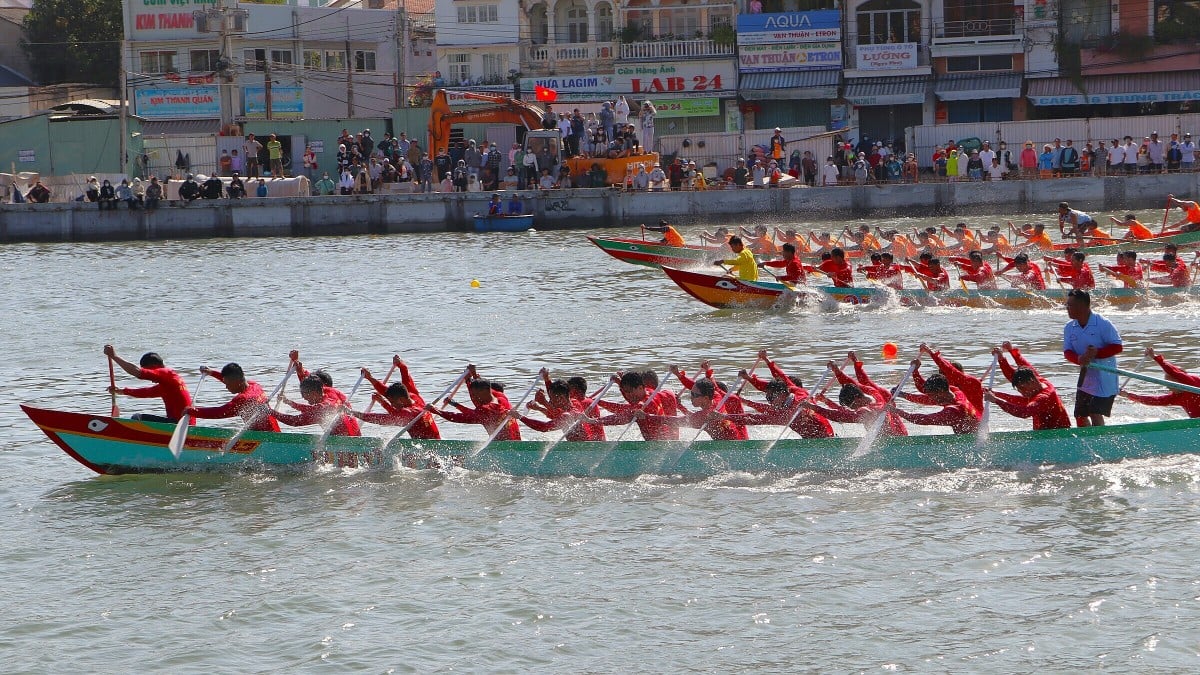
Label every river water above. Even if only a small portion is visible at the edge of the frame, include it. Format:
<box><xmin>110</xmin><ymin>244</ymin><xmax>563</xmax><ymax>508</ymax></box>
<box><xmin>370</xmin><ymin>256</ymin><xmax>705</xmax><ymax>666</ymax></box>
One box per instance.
<box><xmin>4</xmin><ymin>213</ymin><xmax>1200</xmax><ymax>672</ymax></box>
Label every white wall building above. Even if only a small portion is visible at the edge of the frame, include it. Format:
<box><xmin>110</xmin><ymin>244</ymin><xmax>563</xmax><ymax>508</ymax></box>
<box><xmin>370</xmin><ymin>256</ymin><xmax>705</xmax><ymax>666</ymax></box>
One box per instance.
<box><xmin>433</xmin><ymin>0</ymin><xmax>520</xmax><ymax>87</ymax></box>
<box><xmin>121</xmin><ymin>0</ymin><xmax>403</xmax><ymax>126</ymax></box>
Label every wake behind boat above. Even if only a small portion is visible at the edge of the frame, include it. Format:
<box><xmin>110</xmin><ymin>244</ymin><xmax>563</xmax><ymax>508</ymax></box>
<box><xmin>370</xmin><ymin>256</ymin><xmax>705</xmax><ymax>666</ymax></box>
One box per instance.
<box><xmin>21</xmin><ymin>404</ymin><xmax>1200</xmax><ymax>479</ymax></box>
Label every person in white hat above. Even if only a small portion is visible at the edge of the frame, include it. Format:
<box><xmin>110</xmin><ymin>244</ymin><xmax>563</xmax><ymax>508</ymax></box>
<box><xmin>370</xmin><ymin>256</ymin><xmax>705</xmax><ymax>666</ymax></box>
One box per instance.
<box><xmin>1181</xmin><ymin>133</ymin><xmax>1196</xmax><ymax>172</ymax></box>
<box><xmin>770</xmin><ymin>127</ymin><xmax>786</xmax><ymax>163</ymax></box>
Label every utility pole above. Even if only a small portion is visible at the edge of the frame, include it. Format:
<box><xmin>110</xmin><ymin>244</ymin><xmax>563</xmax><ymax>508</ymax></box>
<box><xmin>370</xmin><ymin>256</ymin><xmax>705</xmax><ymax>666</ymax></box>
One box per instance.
<box><xmin>119</xmin><ymin>39</ymin><xmax>128</xmax><ymax>175</ymax></box>
<box><xmin>346</xmin><ymin>15</ymin><xmax>354</xmax><ymax>117</ymax></box>
<box><xmin>397</xmin><ymin>2</ymin><xmax>409</xmax><ymax>108</ymax></box>
<box><xmin>264</xmin><ymin>60</ymin><xmax>273</xmax><ymax>121</ymax></box>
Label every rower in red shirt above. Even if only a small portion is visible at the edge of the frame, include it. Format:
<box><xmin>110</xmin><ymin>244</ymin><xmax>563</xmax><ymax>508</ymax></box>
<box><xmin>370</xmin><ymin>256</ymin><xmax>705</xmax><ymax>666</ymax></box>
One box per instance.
<box><xmin>997</xmin><ymin>253</ymin><xmax>1047</xmax><ymax>289</ymax></box>
<box><xmin>428</xmin><ymin>377</ymin><xmax>519</xmax><ymax>440</ymax></box>
<box><xmin>893</xmin><ymin>368</ymin><xmax>980</xmax><ymax>434</ymax></box>
<box><xmin>103</xmin><ymin>345</ymin><xmax>192</xmax><ymax>424</ymax></box>
<box><xmin>952</xmin><ymin>250</ymin><xmax>999</xmax><ymax>289</ymax></box>
<box><xmin>722</xmin><ymin>377</ymin><xmax>834</xmax><ymax>438</ymax></box>
<box><xmin>1148</xmin><ymin>252</ymin><xmax>1191</xmax><ymax>287</ymax></box>
<box><xmin>1099</xmin><ymin>251</ymin><xmax>1145</xmax><ymax>288</ymax></box>
<box><xmin>186</xmin><ymin>362</ymin><xmax>280</xmax><ymax>432</ymax></box>
<box><xmin>984</xmin><ymin>346</ymin><xmax>1070</xmax><ymax>430</ymax></box>
<box><xmin>592</xmin><ymin>371</ymin><xmax>675</xmax><ymax>440</ymax></box>
<box><xmin>639</xmin><ymin>370</ymin><xmax>679</xmax><ymax>418</ymax></box>
<box><xmin>802</xmin><ymin>380</ymin><xmax>907</xmax><ymax>436</ymax></box>
<box><xmin>274</xmin><ymin>375</ymin><xmax>361</xmax><ymax>436</ymax></box>
<box><xmin>1049</xmin><ymin>252</ymin><xmax>1094</xmax><ymax>290</ymax></box>
<box><xmin>914</xmin><ymin>343</ymin><xmax>985</xmax><ymax>411</ymax></box>
<box><xmin>512</xmin><ymin>379</ymin><xmax>604</xmax><ymax>440</ymax></box>
<box><xmin>1120</xmin><ymin>347</ymin><xmax>1200</xmax><ymax>417</ymax></box>
<box><xmin>910</xmin><ymin>257</ymin><xmax>950</xmax><ymax>291</ymax></box>
<box><xmin>816</xmin><ymin>247</ymin><xmax>854</xmax><ymax>287</ymax></box>
<box><xmin>637</xmin><ymin>378</ymin><xmax>749</xmax><ymax>440</ymax></box>
<box><xmin>352</xmin><ymin>358</ymin><xmax>441</xmax><ymax>439</ymax></box>
<box><xmin>760</xmin><ymin>243</ymin><xmax>806</xmax><ymax>284</ymax></box>
<box><xmin>289</xmin><ymin>350</ymin><xmax>347</xmax><ymax>405</ymax></box>
<box><xmin>674</xmin><ymin>363</ymin><xmax>746</xmax><ymax>417</ymax></box>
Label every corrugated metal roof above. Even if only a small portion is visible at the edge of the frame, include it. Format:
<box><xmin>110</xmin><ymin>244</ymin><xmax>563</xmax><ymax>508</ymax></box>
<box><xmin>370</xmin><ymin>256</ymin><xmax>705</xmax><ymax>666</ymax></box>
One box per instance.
<box><xmin>739</xmin><ymin>70</ymin><xmax>840</xmax><ymax>100</ymax></box>
<box><xmin>843</xmin><ymin>76</ymin><xmax>931</xmax><ymax>105</ymax></box>
<box><xmin>1029</xmin><ymin>72</ymin><xmax>1200</xmax><ymax>97</ymax></box>
<box><xmin>934</xmin><ymin>72</ymin><xmax>1022</xmax><ymax>101</ymax></box>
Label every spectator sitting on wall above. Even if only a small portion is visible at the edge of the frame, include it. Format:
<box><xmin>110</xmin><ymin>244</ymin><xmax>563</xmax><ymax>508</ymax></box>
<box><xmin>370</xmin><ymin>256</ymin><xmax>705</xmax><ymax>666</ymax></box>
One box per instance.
<box><xmin>202</xmin><ymin>173</ymin><xmax>224</xmax><ymax>199</ymax></box>
<box><xmin>178</xmin><ymin>174</ymin><xmax>200</xmax><ymax>205</ymax></box>
<box><xmin>117</xmin><ymin>179</ymin><xmax>137</xmax><ymax>209</ymax></box>
<box><xmin>27</xmin><ymin>180</ymin><xmax>50</xmax><ymax>203</ymax></box>
<box><xmin>144</xmin><ymin>177</ymin><xmax>162</xmax><ymax>209</ymax></box>
<box><xmin>338</xmin><ymin>169</ymin><xmax>354</xmax><ymax>195</ymax></box>
<box><xmin>256</xmin><ymin>179</ymin><xmax>268</xmax><ymax>198</ymax></box>
<box><xmin>315</xmin><ymin>172</ymin><xmax>336</xmax><ymax>196</ymax></box>
<box><xmin>131</xmin><ymin>178</ymin><xmax>145</xmax><ymax>207</ymax></box>
<box><xmin>99</xmin><ymin>178</ymin><xmax>119</xmax><ymax>207</ymax></box>
<box><xmin>85</xmin><ymin>176</ymin><xmax>100</xmax><ymax>202</ymax></box>
<box><xmin>228</xmin><ymin>172</ymin><xmax>246</xmax><ymax>199</ymax></box>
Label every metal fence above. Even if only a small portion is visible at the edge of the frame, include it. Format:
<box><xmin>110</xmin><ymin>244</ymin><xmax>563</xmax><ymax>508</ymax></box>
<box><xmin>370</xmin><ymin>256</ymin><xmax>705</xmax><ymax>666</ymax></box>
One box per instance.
<box><xmin>658</xmin><ymin>125</ymin><xmax>835</xmax><ymax>177</ymax></box>
<box><xmin>908</xmin><ymin>113</ymin><xmax>1200</xmax><ymax>168</ymax></box>
<box><xmin>138</xmin><ymin>135</ymin><xmax>219</xmax><ymax>180</ymax></box>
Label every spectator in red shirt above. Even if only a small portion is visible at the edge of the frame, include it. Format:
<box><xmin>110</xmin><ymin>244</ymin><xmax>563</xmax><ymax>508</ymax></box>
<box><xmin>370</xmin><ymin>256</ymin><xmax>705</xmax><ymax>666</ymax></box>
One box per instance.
<box><xmin>104</xmin><ymin>344</ymin><xmax>192</xmax><ymax>424</ymax></box>
<box><xmin>186</xmin><ymin>362</ymin><xmax>280</xmax><ymax>432</ymax></box>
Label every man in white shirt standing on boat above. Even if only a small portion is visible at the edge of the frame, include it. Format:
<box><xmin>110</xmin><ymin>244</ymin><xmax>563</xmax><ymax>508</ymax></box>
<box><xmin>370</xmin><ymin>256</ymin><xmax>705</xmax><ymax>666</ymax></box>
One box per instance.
<box><xmin>1063</xmin><ymin>289</ymin><xmax>1123</xmax><ymax>428</ymax></box>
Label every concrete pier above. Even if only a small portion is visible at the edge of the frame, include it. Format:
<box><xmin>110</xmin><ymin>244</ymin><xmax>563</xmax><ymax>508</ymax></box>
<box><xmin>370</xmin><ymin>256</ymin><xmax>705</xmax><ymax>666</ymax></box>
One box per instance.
<box><xmin>2</xmin><ymin>173</ymin><xmax>1197</xmax><ymax>243</ymax></box>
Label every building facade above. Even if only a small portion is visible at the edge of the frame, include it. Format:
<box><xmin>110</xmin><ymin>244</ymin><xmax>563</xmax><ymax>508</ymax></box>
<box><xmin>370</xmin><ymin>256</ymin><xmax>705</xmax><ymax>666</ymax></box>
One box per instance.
<box><xmin>121</xmin><ymin>0</ymin><xmax>403</xmax><ymax>127</ymax></box>
<box><xmin>434</xmin><ymin>0</ymin><xmax>521</xmax><ymax>88</ymax></box>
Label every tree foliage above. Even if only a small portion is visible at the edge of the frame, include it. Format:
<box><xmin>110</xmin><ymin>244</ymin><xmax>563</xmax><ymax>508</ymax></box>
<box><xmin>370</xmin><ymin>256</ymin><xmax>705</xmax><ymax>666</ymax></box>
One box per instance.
<box><xmin>22</xmin><ymin>0</ymin><xmax>122</xmax><ymax>87</ymax></box>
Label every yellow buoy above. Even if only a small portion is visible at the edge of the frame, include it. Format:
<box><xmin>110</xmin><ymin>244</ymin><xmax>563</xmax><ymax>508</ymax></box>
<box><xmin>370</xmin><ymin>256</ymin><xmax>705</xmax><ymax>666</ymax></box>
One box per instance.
<box><xmin>470</xmin><ymin>279</ymin><xmax>481</xmax><ymax>288</ymax></box>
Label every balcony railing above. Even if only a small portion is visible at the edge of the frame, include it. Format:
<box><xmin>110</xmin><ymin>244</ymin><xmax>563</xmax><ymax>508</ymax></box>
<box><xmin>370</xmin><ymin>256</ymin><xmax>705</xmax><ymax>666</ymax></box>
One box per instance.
<box><xmin>527</xmin><ymin>43</ymin><xmax>616</xmax><ymax>63</ymax></box>
<box><xmin>619</xmin><ymin>39</ymin><xmax>733</xmax><ymax>60</ymax></box>
<box><xmin>935</xmin><ymin>18</ymin><xmax>1020</xmax><ymax>39</ymax></box>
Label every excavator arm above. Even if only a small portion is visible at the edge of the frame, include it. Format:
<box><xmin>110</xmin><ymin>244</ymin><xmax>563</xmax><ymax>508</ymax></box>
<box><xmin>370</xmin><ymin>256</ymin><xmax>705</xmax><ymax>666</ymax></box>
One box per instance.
<box><xmin>427</xmin><ymin>89</ymin><xmax>545</xmax><ymax>156</ymax></box>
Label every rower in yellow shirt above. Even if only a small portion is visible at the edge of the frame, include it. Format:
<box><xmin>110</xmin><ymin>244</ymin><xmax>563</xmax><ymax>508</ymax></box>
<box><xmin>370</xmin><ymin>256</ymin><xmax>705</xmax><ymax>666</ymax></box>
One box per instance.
<box><xmin>714</xmin><ymin>236</ymin><xmax>759</xmax><ymax>281</ymax></box>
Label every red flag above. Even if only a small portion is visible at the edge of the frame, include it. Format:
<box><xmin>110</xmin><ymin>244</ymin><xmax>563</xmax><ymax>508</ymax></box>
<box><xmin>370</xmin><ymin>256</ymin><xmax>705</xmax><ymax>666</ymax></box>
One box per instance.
<box><xmin>534</xmin><ymin>85</ymin><xmax>557</xmax><ymax>102</ymax></box>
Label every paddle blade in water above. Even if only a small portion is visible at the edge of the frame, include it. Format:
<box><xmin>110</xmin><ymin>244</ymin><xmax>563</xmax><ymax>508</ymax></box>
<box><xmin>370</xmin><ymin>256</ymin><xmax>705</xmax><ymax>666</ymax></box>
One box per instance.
<box><xmin>168</xmin><ymin>416</ymin><xmax>189</xmax><ymax>459</ymax></box>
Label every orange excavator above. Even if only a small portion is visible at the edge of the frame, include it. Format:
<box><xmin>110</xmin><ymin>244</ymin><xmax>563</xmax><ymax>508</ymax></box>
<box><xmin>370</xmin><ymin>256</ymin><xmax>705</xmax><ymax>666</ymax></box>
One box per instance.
<box><xmin>427</xmin><ymin>89</ymin><xmax>659</xmax><ymax>186</ymax></box>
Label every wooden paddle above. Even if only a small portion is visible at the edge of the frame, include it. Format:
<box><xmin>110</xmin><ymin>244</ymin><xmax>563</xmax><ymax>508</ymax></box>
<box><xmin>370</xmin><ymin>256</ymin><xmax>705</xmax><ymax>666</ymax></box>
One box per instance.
<box><xmin>108</xmin><ymin>355</ymin><xmax>119</xmax><ymax>418</ymax></box>
<box><xmin>168</xmin><ymin>372</ymin><xmax>206</xmax><ymax>459</ymax></box>
<box><xmin>975</xmin><ymin>354</ymin><xmax>999</xmax><ymax>444</ymax></box>
<box><xmin>1161</xmin><ymin>195</ymin><xmax>1173</xmax><ymax>235</ymax></box>
<box><xmin>852</xmin><ymin>360</ymin><xmax>919</xmax><ymax>458</ymax></box>
<box><xmin>314</xmin><ymin>372</ymin><xmax>366</xmax><ymax>450</ymax></box>
<box><xmin>690</xmin><ymin>357</ymin><xmax>761</xmax><ymax>444</ymax></box>
<box><xmin>556</xmin><ymin>374</ymin><xmax>618</xmax><ymax>441</ymax></box>
<box><xmin>221</xmin><ymin>362</ymin><xmax>294</xmax><ymax>454</ymax></box>
<box><xmin>1090</xmin><ymin>361</ymin><xmax>1200</xmax><ymax>396</ymax></box>
<box><xmin>1118</xmin><ymin>348</ymin><xmax>1150</xmax><ymax>393</ymax></box>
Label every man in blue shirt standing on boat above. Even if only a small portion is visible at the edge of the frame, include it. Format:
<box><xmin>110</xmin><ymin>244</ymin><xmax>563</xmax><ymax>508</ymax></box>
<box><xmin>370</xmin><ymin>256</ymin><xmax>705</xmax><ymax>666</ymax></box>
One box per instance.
<box><xmin>1063</xmin><ymin>289</ymin><xmax>1123</xmax><ymax>427</ymax></box>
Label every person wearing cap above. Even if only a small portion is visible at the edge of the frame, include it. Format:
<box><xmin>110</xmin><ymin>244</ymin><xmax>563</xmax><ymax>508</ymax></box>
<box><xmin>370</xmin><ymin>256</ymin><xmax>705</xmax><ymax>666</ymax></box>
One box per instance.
<box><xmin>769</xmin><ymin>127</ymin><xmax>786</xmax><ymax>163</ymax></box>
<box><xmin>646</xmin><ymin>219</ymin><xmax>685</xmax><ymax>247</ymax></box>
<box><xmin>733</xmin><ymin>157</ymin><xmax>750</xmax><ymax>187</ymax></box>
<box><xmin>1147</xmin><ymin>131</ymin><xmax>1165</xmax><ymax>173</ymax></box>
<box><xmin>178</xmin><ymin>174</ymin><xmax>200</xmax><ymax>204</ymax></box>
<box><xmin>1182</xmin><ymin>133</ymin><xmax>1197</xmax><ymax>172</ymax></box>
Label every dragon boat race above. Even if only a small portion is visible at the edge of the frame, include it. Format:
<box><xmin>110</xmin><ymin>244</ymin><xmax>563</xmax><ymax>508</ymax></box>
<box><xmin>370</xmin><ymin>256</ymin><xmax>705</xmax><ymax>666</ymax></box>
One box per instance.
<box><xmin>6</xmin><ymin>207</ymin><xmax>1200</xmax><ymax>670</ymax></box>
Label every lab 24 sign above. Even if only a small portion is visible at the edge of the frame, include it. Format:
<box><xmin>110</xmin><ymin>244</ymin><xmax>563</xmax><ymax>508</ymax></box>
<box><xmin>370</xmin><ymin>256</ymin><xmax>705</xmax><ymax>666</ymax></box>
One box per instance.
<box><xmin>617</xmin><ymin>62</ymin><xmax>736</xmax><ymax>95</ymax></box>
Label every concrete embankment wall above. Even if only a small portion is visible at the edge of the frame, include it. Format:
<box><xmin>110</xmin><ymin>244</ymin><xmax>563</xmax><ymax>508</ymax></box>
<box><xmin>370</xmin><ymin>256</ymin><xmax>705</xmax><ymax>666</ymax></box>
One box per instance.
<box><xmin>2</xmin><ymin>173</ymin><xmax>1197</xmax><ymax>244</ymax></box>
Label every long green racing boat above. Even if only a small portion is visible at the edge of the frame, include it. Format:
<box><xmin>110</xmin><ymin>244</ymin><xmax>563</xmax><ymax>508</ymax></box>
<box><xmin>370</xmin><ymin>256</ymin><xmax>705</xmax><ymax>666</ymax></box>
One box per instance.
<box><xmin>21</xmin><ymin>405</ymin><xmax>1200</xmax><ymax>479</ymax></box>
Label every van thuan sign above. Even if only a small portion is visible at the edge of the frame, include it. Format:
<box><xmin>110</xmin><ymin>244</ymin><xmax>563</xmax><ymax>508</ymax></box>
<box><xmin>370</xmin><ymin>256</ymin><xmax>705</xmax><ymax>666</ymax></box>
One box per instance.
<box><xmin>737</xmin><ymin>11</ymin><xmax>841</xmax><ymax>45</ymax></box>
<box><xmin>1029</xmin><ymin>90</ymin><xmax>1200</xmax><ymax>106</ymax></box>
<box><xmin>856</xmin><ymin>43</ymin><xmax>918</xmax><ymax>71</ymax></box>
<box><xmin>135</xmin><ymin>86</ymin><xmax>220</xmax><ymax>118</ymax></box>
<box><xmin>738</xmin><ymin>43</ymin><xmax>842</xmax><ymax>72</ymax></box>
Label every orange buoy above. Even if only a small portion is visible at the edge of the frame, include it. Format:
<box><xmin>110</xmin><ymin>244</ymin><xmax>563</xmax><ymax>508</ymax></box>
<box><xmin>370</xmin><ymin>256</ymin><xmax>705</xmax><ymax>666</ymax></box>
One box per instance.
<box><xmin>881</xmin><ymin>342</ymin><xmax>899</xmax><ymax>359</ymax></box>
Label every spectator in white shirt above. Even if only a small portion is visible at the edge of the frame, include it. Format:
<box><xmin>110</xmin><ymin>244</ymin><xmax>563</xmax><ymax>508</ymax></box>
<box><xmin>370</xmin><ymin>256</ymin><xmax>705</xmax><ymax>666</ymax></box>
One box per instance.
<box><xmin>987</xmin><ymin>157</ymin><xmax>1005</xmax><ymax>181</ymax></box>
<box><xmin>1107</xmin><ymin>138</ymin><xmax>1125</xmax><ymax>174</ymax></box>
<box><xmin>821</xmin><ymin>156</ymin><xmax>840</xmax><ymax>186</ymax></box>
<box><xmin>1182</xmin><ymin>133</ymin><xmax>1197</xmax><ymax>172</ymax></box>
<box><xmin>978</xmin><ymin>141</ymin><xmax>996</xmax><ymax>169</ymax></box>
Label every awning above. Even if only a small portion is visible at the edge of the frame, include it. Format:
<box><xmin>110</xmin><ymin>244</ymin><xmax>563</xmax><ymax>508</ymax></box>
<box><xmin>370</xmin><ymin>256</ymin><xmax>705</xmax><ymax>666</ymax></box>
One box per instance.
<box><xmin>1028</xmin><ymin>72</ymin><xmax>1200</xmax><ymax>106</ymax></box>
<box><xmin>934</xmin><ymin>72</ymin><xmax>1022</xmax><ymax>101</ymax></box>
<box><xmin>739</xmin><ymin>70</ymin><xmax>840</xmax><ymax>100</ymax></box>
<box><xmin>844</xmin><ymin>76</ymin><xmax>930</xmax><ymax>106</ymax></box>
<box><xmin>139</xmin><ymin>119</ymin><xmax>221</xmax><ymax>136</ymax></box>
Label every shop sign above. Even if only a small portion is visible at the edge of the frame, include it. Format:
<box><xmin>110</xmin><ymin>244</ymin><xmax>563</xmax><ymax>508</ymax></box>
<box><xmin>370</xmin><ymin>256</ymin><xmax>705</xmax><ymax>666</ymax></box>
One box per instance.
<box><xmin>127</xmin><ymin>0</ymin><xmax>214</xmax><ymax>40</ymax></box>
<box><xmin>523</xmin><ymin>61</ymin><xmax>737</xmax><ymax>99</ymax></box>
<box><xmin>738</xmin><ymin>43</ymin><xmax>842</xmax><ymax>72</ymax></box>
<box><xmin>737</xmin><ymin>11</ymin><xmax>841</xmax><ymax>45</ymax></box>
<box><xmin>647</xmin><ymin>98</ymin><xmax>719</xmax><ymax>118</ymax></box>
<box><xmin>243</xmin><ymin>86</ymin><xmax>304</xmax><ymax>118</ymax></box>
<box><xmin>1028</xmin><ymin>90</ymin><xmax>1200</xmax><ymax>106</ymax></box>
<box><xmin>856</xmin><ymin>43</ymin><xmax>918</xmax><ymax>71</ymax></box>
<box><xmin>135</xmin><ymin>86</ymin><xmax>220</xmax><ymax>118</ymax></box>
